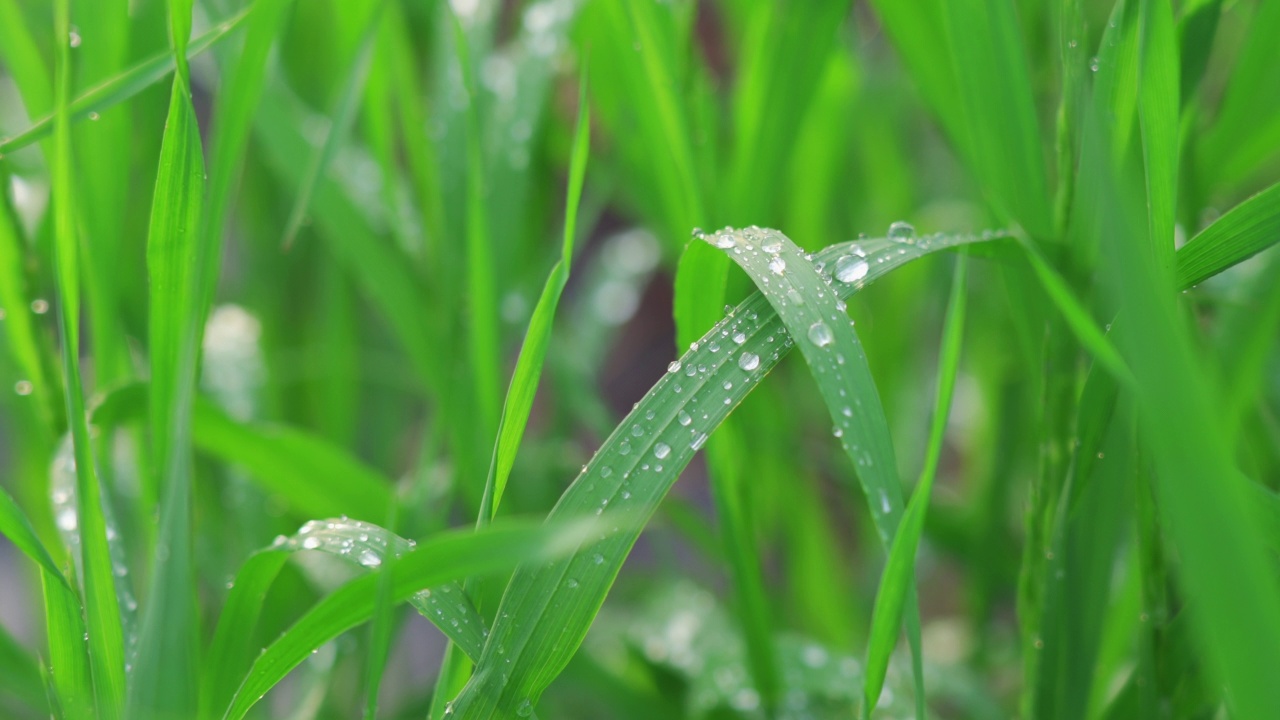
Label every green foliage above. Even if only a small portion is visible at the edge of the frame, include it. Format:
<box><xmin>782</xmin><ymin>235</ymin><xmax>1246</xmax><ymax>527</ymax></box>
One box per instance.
<box><xmin>1</xmin><ymin>1</ymin><xmax>1278</xmax><ymax>719</ymax></box>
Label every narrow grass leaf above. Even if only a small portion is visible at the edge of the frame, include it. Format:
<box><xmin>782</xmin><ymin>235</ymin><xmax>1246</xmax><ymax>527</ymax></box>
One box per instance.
<box><xmin>0</xmin><ymin>7</ymin><xmax>251</xmax><ymax>156</ymax></box>
<box><xmin>0</xmin><ymin>486</ymin><xmax>67</xmax><ymax>586</ymax></box>
<box><xmin>1175</xmin><ymin>181</ymin><xmax>1280</xmax><ymax>290</ymax></box>
<box><xmin>221</xmin><ymin>519</ymin><xmax>596</xmax><ymax>720</ymax></box>
<box><xmin>449</xmin><ymin>231</ymin><xmax>998</xmax><ymax>717</ymax></box>
<box><xmin>51</xmin><ymin>1</ymin><xmax>127</xmax><ymax>715</ymax></box>
<box><xmin>40</xmin><ymin>567</ymin><xmax>93</xmax><ymax>718</ymax></box>
<box><xmin>0</xmin><ymin>194</ymin><xmax>58</xmax><ymax>431</ymax></box>
<box><xmin>485</xmin><ymin>70</ymin><xmax>590</xmax><ymax>517</ymax></box>
<box><xmin>130</xmin><ymin>0</ymin><xmax>208</xmax><ymax>712</ymax></box>
<box><xmin>0</xmin><ymin>0</ymin><xmax>51</xmax><ymax>120</ymax></box>
<box><xmin>864</xmin><ymin>253</ymin><xmax>968</xmax><ymax>717</ymax></box>
<box><xmin>0</xmin><ymin>621</ymin><xmax>47</xmax><ymax>712</ymax></box>
<box><xmin>1136</xmin><ymin>0</ymin><xmax>1179</xmax><ymax>275</ymax></box>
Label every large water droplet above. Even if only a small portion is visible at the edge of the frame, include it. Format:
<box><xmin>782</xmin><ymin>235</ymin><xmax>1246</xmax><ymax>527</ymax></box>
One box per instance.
<box><xmin>677</xmin><ymin>411</ymin><xmax>692</xmax><ymax>426</ymax></box>
<box><xmin>738</xmin><ymin>352</ymin><xmax>760</xmax><ymax>371</ymax></box>
<box><xmin>667</xmin><ymin>360</ymin><xmax>681</xmax><ymax>373</ymax></box>
<box><xmin>768</xmin><ymin>256</ymin><xmax>786</xmax><ymax>275</ymax></box>
<box><xmin>358</xmin><ymin>549</ymin><xmax>381</xmax><ymax>567</ymax></box>
<box><xmin>302</xmin><ymin>536</ymin><xmax>321</xmax><ymax>550</ymax></box>
<box><xmin>713</xmin><ymin>233</ymin><xmax>735</xmax><ymax>249</ymax></box>
<box><xmin>887</xmin><ymin>220</ymin><xmax>915</xmax><ymax>239</ymax></box>
<box><xmin>834</xmin><ymin>255</ymin><xmax>869</xmax><ymax>283</ymax></box>
<box><xmin>808</xmin><ymin>322</ymin><xmax>833</xmax><ymax>347</ymax></box>
<box><xmin>56</xmin><ymin>507</ymin><xmax>77</xmax><ymax>532</ymax></box>
<box><xmin>30</xmin><ymin>299</ymin><xmax>48</xmax><ymax>314</ymax></box>
<box><xmin>516</xmin><ymin>699</ymin><xmax>534</xmax><ymax>717</ymax></box>
<box><xmin>654</xmin><ymin>442</ymin><xmax>670</xmax><ymax>459</ymax></box>
<box><xmin>13</xmin><ymin>380</ymin><xmax>33</xmax><ymax>396</ymax></box>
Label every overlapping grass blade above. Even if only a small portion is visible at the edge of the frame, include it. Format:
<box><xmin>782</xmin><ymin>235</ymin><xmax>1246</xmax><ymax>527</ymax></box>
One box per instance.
<box><xmin>200</xmin><ymin>517</ymin><xmax>490</xmax><ymax>719</ymax></box>
<box><xmin>220</xmin><ymin>519</ymin><xmax>597</xmax><ymax>720</ymax></box>
<box><xmin>863</xmin><ymin>253</ymin><xmax>968</xmax><ymax>717</ymax></box>
<box><xmin>0</xmin><ymin>622</ymin><xmax>46</xmax><ymax>713</ymax></box>
<box><xmin>40</xmin><ymin>567</ymin><xmax>94</xmax><ymax>718</ymax></box>
<box><xmin>0</xmin><ymin>193</ymin><xmax>58</xmax><ymax>430</ymax></box>
<box><xmin>0</xmin><ymin>0</ymin><xmax>51</xmax><ymax>120</ymax></box>
<box><xmin>448</xmin><ymin>230</ymin><xmax>1000</xmax><ymax>717</ymax></box>
<box><xmin>50</xmin><ymin>1</ymin><xmax>127</xmax><ymax>715</ymax></box>
<box><xmin>484</xmin><ymin>68</ymin><xmax>589</xmax><ymax>518</ymax></box>
<box><xmin>130</xmin><ymin>0</ymin><xmax>209</xmax><ymax>712</ymax></box>
<box><xmin>0</xmin><ymin>485</ymin><xmax>67</xmax><ymax>585</ymax></box>
<box><xmin>92</xmin><ymin>383</ymin><xmax>393</xmax><ymax>523</ymax></box>
<box><xmin>0</xmin><ymin>7</ymin><xmax>251</xmax><ymax>156</ymax></box>
<box><xmin>1175</xmin><ymin>180</ymin><xmax>1280</xmax><ymax>290</ymax></box>
<box><xmin>1136</xmin><ymin>0</ymin><xmax>1179</xmax><ymax>275</ymax></box>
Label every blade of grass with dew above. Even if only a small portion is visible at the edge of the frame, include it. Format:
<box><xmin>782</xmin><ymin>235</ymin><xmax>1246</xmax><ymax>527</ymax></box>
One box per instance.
<box><xmin>130</xmin><ymin>0</ymin><xmax>208</xmax><ymax>712</ymax></box>
<box><xmin>200</xmin><ymin>517</ymin><xmax>492</xmax><ymax>720</ymax></box>
<box><xmin>939</xmin><ymin>0</ymin><xmax>1051</xmax><ymax>237</ymax></box>
<box><xmin>1196</xmin><ymin>0</ymin><xmax>1280</xmax><ymax>192</ymax></box>
<box><xmin>864</xmin><ymin>252</ymin><xmax>968</xmax><ymax>717</ymax></box>
<box><xmin>1096</xmin><ymin>143</ymin><xmax>1280</xmax><ymax>720</ymax></box>
<box><xmin>0</xmin><ymin>190</ymin><xmax>58</xmax><ymax>431</ymax></box>
<box><xmin>201</xmin><ymin>0</ymin><xmax>295</xmax><ymax>316</ymax></box>
<box><xmin>1175</xmin><ymin>180</ymin><xmax>1280</xmax><ymax>290</ymax></box>
<box><xmin>0</xmin><ymin>7</ymin><xmax>251</xmax><ymax>156</ymax></box>
<box><xmin>448</xmin><ymin>231</ymin><xmax>998</xmax><ymax>718</ymax></box>
<box><xmin>281</xmin><ymin>0</ymin><xmax>383</xmax><ymax>250</ymax></box>
<box><xmin>1136</xmin><ymin>0</ymin><xmax>1179</xmax><ymax>276</ymax></box>
<box><xmin>51</xmin><ymin>1</ymin><xmax>127</xmax><ymax>715</ymax></box>
<box><xmin>91</xmin><ymin>383</ymin><xmax>394</xmax><ymax>522</ymax></box>
<box><xmin>0</xmin><ymin>485</ymin><xmax>67</xmax><ymax>584</ymax></box>
<box><xmin>483</xmin><ymin>66</ymin><xmax>589</xmax><ymax>519</ymax></box>
<box><xmin>703</xmin><ymin>227</ymin><xmax>926</xmax><ymax>719</ymax></box>
<box><xmin>40</xmin><ymin>566</ymin><xmax>93</xmax><ymax>718</ymax></box>
<box><xmin>220</xmin><ymin>518</ymin><xmax>600</xmax><ymax>720</ymax></box>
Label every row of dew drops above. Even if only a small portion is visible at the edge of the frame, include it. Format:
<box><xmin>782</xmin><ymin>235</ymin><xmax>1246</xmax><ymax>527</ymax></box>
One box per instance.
<box><xmin>2</xmin><ymin>298</ymin><xmax>49</xmax><ymax>396</ymax></box>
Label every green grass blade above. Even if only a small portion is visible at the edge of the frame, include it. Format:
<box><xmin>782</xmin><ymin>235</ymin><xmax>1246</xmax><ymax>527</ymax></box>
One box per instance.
<box><xmin>40</xmin><ymin>567</ymin><xmax>94</xmax><ymax>718</ymax></box>
<box><xmin>1175</xmin><ymin>180</ymin><xmax>1280</xmax><ymax>290</ymax></box>
<box><xmin>51</xmin><ymin>1</ymin><xmax>127</xmax><ymax>715</ymax></box>
<box><xmin>200</xmin><ymin>517</ymin><xmax>491</xmax><ymax>720</ymax></box>
<box><xmin>0</xmin><ymin>7</ymin><xmax>251</xmax><ymax>156</ymax></box>
<box><xmin>702</xmin><ymin>227</ymin><xmax>926</xmax><ymax>718</ymax></box>
<box><xmin>129</xmin><ymin>1</ymin><xmax>208</xmax><ymax>712</ymax></box>
<box><xmin>281</xmin><ymin>1</ymin><xmax>382</xmax><ymax>250</ymax></box>
<box><xmin>864</xmin><ymin>253</ymin><xmax>968</xmax><ymax>717</ymax></box>
<box><xmin>0</xmin><ymin>620</ymin><xmax>47</xmax><ymax>713</ymax></box>
<box><xmin>484</xmin><ymin>68</ymin><xmax>589</xmax><ymax>518</ymax></box>
<box><xmin>220</xmin><ymin>519</ymin><xmax>596</xmax><ymax>720</ymax></box>
<box><xmin>1136</xmin><ymin>0</ymin><xmax>1179</xmax><ymax>276</ymax></box>
<box><xmin>0</xmin><ymin>485</ymin><xmax>67</xmax><ymax>586</ymax></box>
<box><xmin>202</xmin><ymin>0</ymin><xmax>295</xmax><ymax>311</ymax></box>
<box><xmin>940</xmin><ymin>0</ymin><xmax>1052</xmax><ymax>237</ymax></box>
<box><xmin>92</xmin><ymin>383</ymin><xmax>395</xmax><ymax>523</ymax></box>
<box><xmin>448</xmin><ymin>231</ymin><xmax>999</xmax><ymax>718</ymax></box>
<box><xmin>1021</xmin><ymin>242</ymin><xmax>1134</xmax><ymax>385</ymax></box>
<box><xmin>0</xmin><ymin>0</ymin><xmax>52</xmax><ymax>119</ymax></box>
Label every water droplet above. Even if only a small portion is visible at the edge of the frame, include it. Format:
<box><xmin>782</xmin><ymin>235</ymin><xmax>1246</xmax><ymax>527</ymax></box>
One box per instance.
<box><xmin>802</xmin><ymin>644</ymin><xmax>828</xmax><ymax>667</ymax></box>
<box><xmin>592</xmin><ymin>553</ymin><xmax>605</xmax><ymax>565</ymax></box>
<box><xmin>713</xmin><ymin>233</ymin><xmax>735</xmax><ymax>249</ymax></box>
<box><xmin>631</xmin><ymin>424</ymin><xmax>643</xmax><ymax>437</ymax></box>
<box><xmin>88</xmin><ymin>111</ymin><xmax>99</xmax><ymax>121</ymax></box>
<box><xmin>30</xmin><ymin>299</ymin><xmax>48</xmax><ymax>314</ymax></box>
<box><xmin>14</xmin><ymin>380</ymin><xmax>33</xmax><ymax>396</ymax></box>
<box><xmin>566</xmin><ymin>578</ymin><xmax>579</xmax><ymax>589</ymax></box>
<box><xmin>667</xmin><ymin>360</ymin><xmax>681</xmax><ymax>373</ymax></box>
<box><xmin>762</xmin><ymin>239</ymin><xmax>783</xmax><ymax>253</ymax></box>
<box><xmin>600</xmin><ymin>465</ymin><xmax>613</xmax><ymax>478</ymax></box>
<box><xmin>786</xmin><ymin>288</ymin><xmax>804</xmax><ymax>305</ymax></box>
<box><xmin>879</xmin><ymin>491</ymin><xmax>891</xmax><ymax>514</ymax></box>
<box><xmin>56</xmin><ymin>507</ymin><xmax>77</xmax><ymax>532</ymax></box>
<box><xmin>1089</xmin><ymin>56</ymin><xmax>1100</xmax><ymax>72</ymax></box>
<box><xmin>738</xmin><ymin>352</ymin><xmax>760</xmax><ymax>371</ymax></box>
<box><xmin>834</xmin><ymin>255</ymin><xmax>869</xmax><ymax>283</ymax></box>
<box><xmin>302</xmin><ymin>536</ymin><xmax>321</xmax><ymax>550</ymax></box>
<box><xmin>691</xmin><ymin>433</ymin><xmax>708</xmax><ymax>451</ymax></box>
<box><xmin>732</xmin><ymin>331</ymin><xmax>746</xmax><ymax>345</ymax></box>
<box><xmin>887</xmin><ymin>220</ymin><xmax>915</xmax><ymax>239</ymax></box>
<box><xmin>619</xmin><ymin>441</ymin><xmax>631</xmax><ymax>455</ymax></box>
<box><xmin>516</xmin><ymin>698</ymin><xmax>535</xmax><ymax>717</ymax></box>
<box><xmin>808</xmin><ymin>322</ymin><xmax>833</xmax><ymax>347</ymax></box>
<box><xmin>654</xmin><ymin>443</ymin><xmax>670</xmax><ymax>459</ymax></box>
<box><xmin>358</xmin><ymin>549</ymin><xmax>381</xmax><ymax>567</ymax></box>
<box><xmin>68</xmin><ymin>27</ymin><xmax>81</xmax><ymax>48</ymax></box>
<box><xmin>832</xmin><ymin>426</ymin><xmax>843</xmax><ymax>438</ymax></box>
<box><xmin>768</xmin><ymin>256</ymin><xmax>786</xmax><ymax>275</ymax></box>
<box><xmin>677</xmin><ymin>411</ymin><xmax>692</xmax><ymax>426</ymax></box>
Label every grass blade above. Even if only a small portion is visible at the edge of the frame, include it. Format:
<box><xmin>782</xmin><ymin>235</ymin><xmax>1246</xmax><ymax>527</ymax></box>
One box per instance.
<box><xmin>484</xmin><ymin>67</ymin><xmax>590</xmax><ymax>518</ymax></box>
<box><xmin>51</xmin><ymin>0</ymin><xmax>127</xmax><ymax>715</ymax></box>
<box><xmin>448</xmin><ymin>230</ymin><xmax>998</xmax><ymax>717</ymax></box>
<box><xmin>863</xmin><ymin>253</ymin><xmax>968</xmax><ymax>717</ymax></box>
<box><xmin>0</xmin><ymin>191</ymin><xmax>58</xmax><ymax>431</ymax></box>
<box><xmin>0</xmin><ymin>7</ymin><xmax>251</xmax><ymax>156</ymax></box>
<box><xmin>1136</xmin><ymin>0</ymin><xmax>1179</xmax><ymax>275</ymax></box>
<box><xmin>40</xmin><ymin>567</ymin><xmax>94</xmax><ymax>718</ymax></box>
<box><xmin>220</xmin><ymin>519</ymin><xmax>597</xmax><ymax>720</ymax></box>
<box><xmin>129</xmin><ymin>0</ymin><xmax>208</xmax><ymax>713</ymax></box>
<box><xmin>0</xmin><ymin>485</ymin><xmax>67</xmax><ymax>586</ymax></box>
<box><xmin>1175</xmin><ymin>180</ymin><xmax>1280</xmax><ymax>290</ymax></box>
